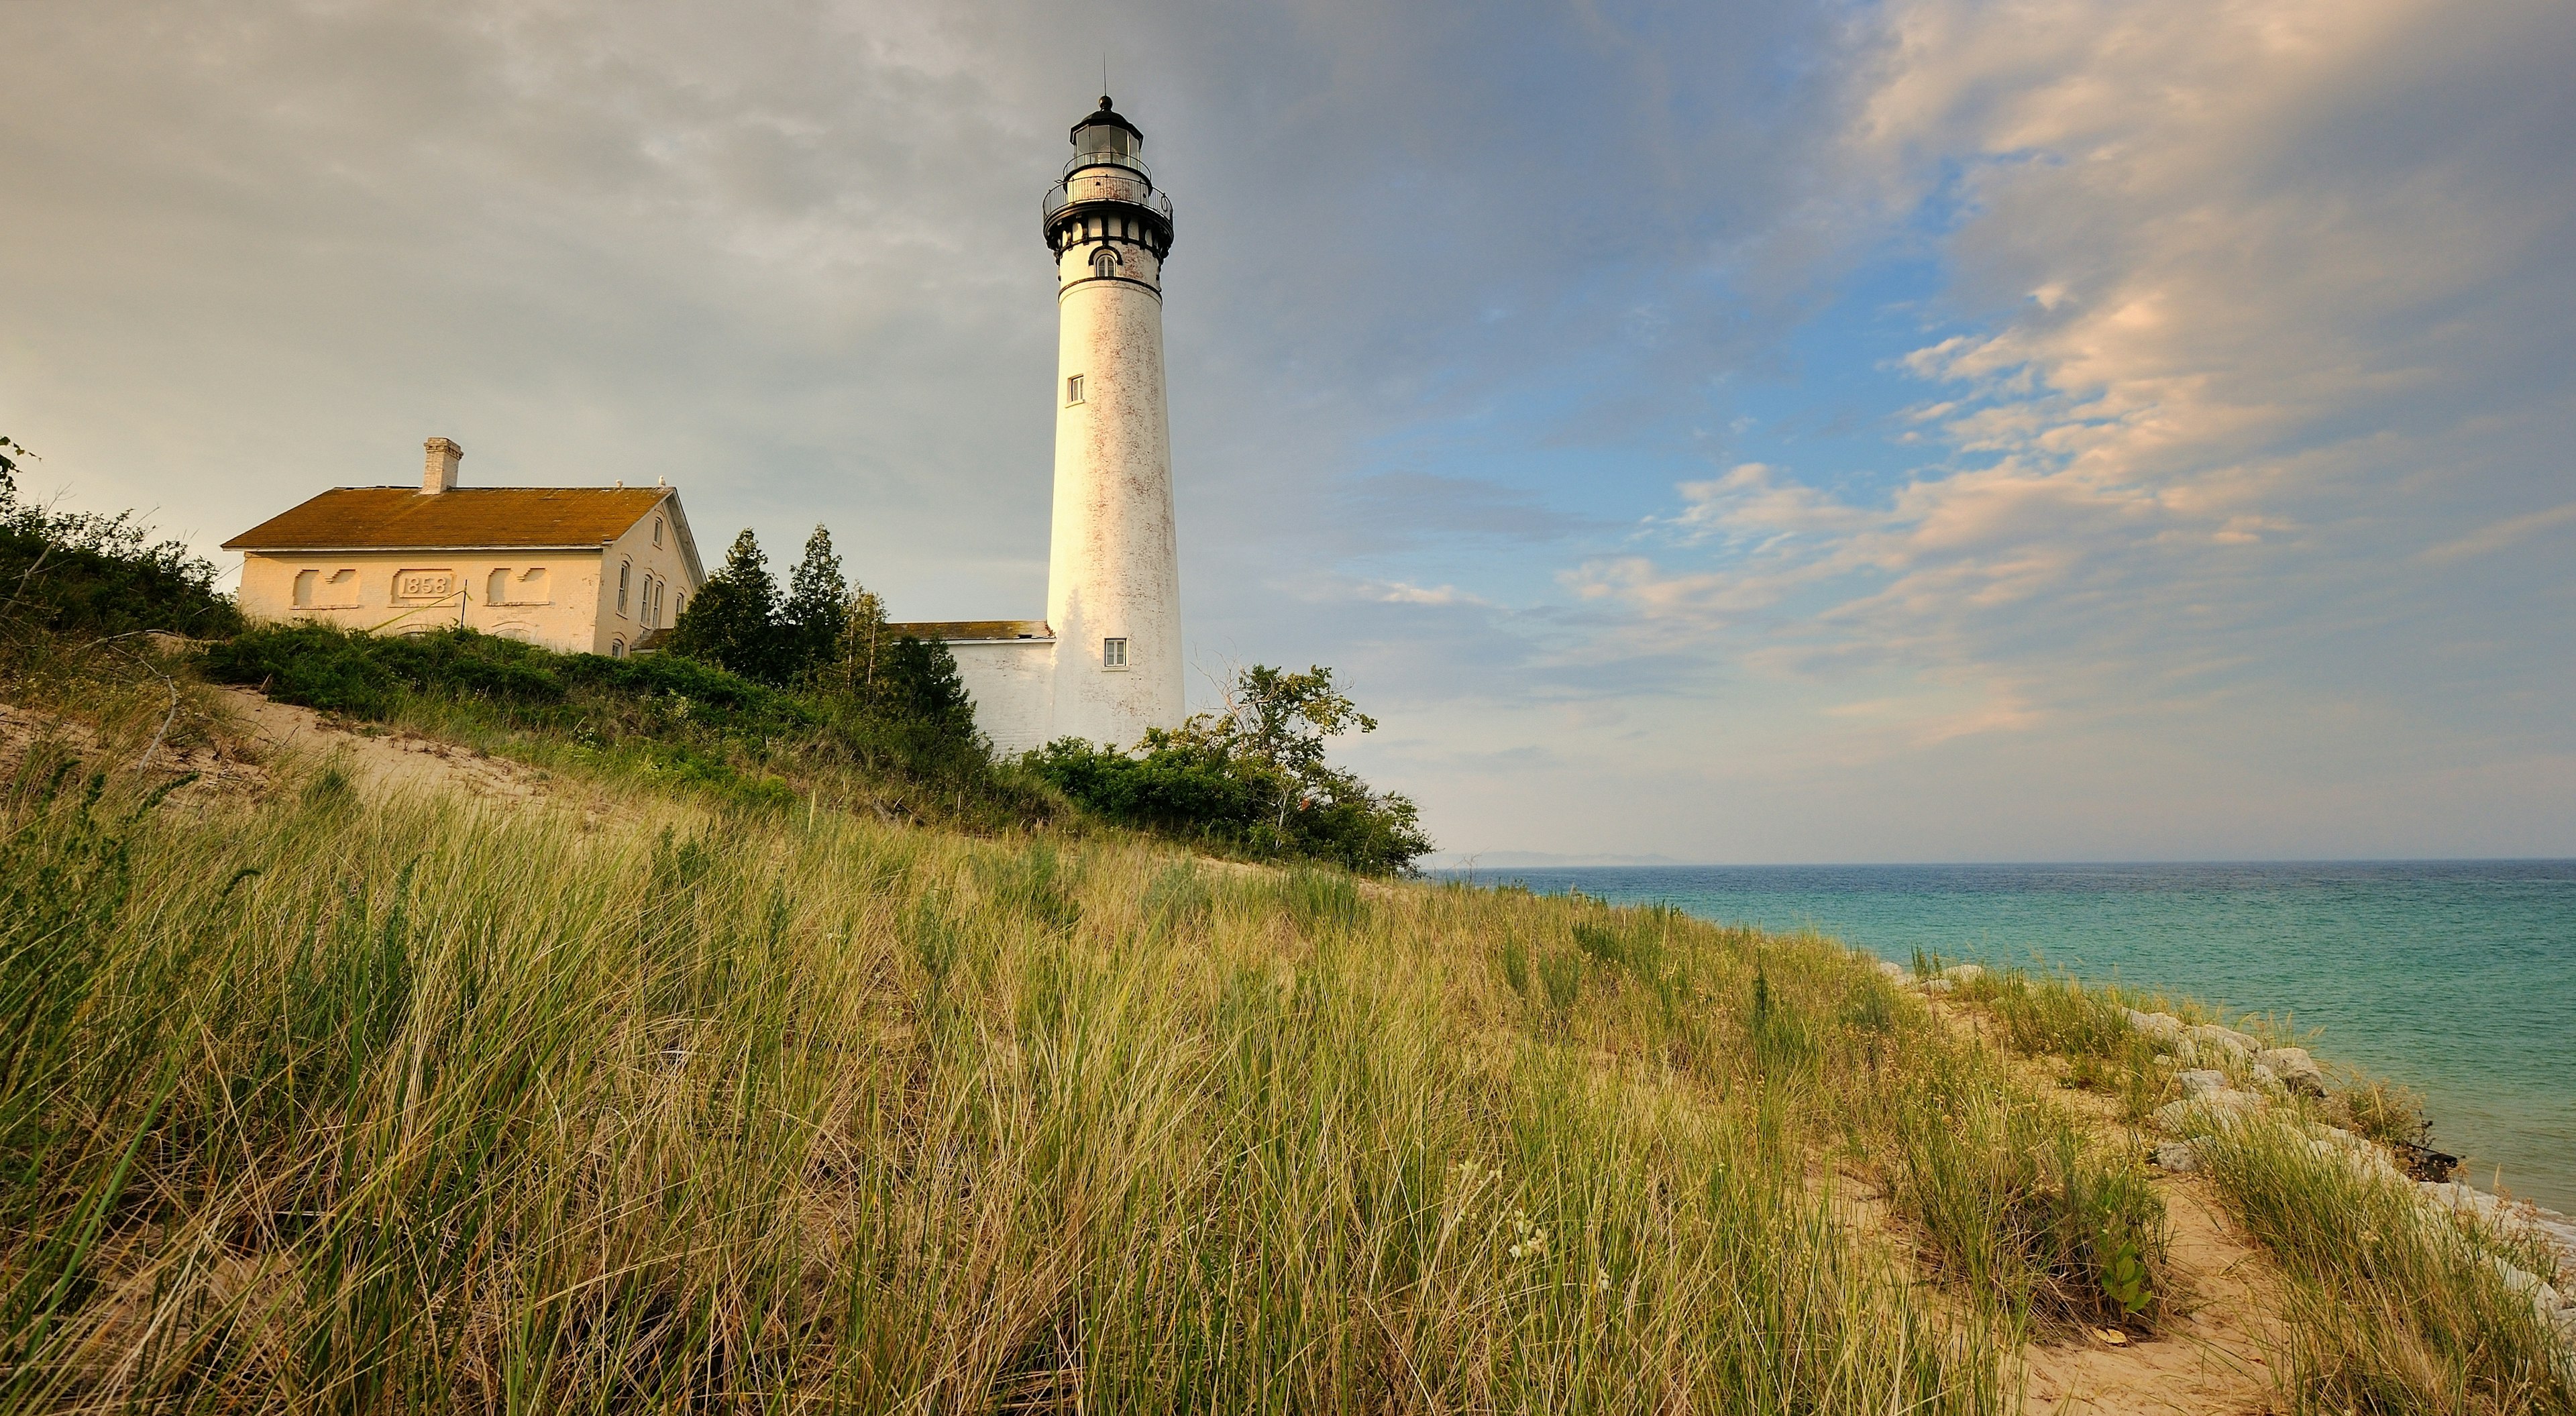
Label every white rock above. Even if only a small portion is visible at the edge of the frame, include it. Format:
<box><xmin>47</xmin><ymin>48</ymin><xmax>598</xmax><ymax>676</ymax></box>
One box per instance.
<box><xmin>2422</xmin><ymin>1181</ymin><xmax>2520</xmax><ymax>1230</ymax></box>
<box><xmin>2304</xmin><ymin>1134</ymin><xmax>2405</xmax><ymax>1183</ymax></box>
<box><xmin>2187</xmin><ymin>1022</ymin><xmax>2259</xmax><ymax>1059</ymax></box>
<box><xmin>2153</xmin><ymin>1089</ymin><xmax>2263</xmax><ymax>1134</ymax></box>
<box><xmin>2482</xmin><ymin>1255</ymin><xmax>2575</xmax><ymax>1333</ymax></box>
<box><xmin>2256</xmin><ymin>1046</ymin><xmax>2328</xmax><ymax>1097</ymax></box>
<box><xmin>2252</xmin><ymin>1063</ymin><xmax>2288</xmax><ymax>1096</ymax></box>
<box><xmin>1875</xmin><ymin>959</ymin><xmax>1910</xmax><ymax>983</ymax></box>
<box><xmin>2422</xmin><ymin>1183</ymin><xmax>2576</xmax><ymax>1278</ymax></box>
<box><xmin>2124</xmin><ymin>1009</ymin><xmax>2188</xmax><ymax>1042</ymax></box>
<box><xmin>2175</xmin><ymin>1069</ymin><xmax>2231</xmax><ymax>1097</ymax></box>
<box><xmin>1921</xmin><ymin>977</ymin><xmax>1955</xmax><ymax>995</ymax></box>
<box><xmin>2151</xmin><ymin>1142</ymin><xmax>2200</xmax><ymax>1173</ymax></box>
<box><xmin>1939</xmin><ymin>963</ymin><xmax>1985</xmax><ymax>984</ymax></box>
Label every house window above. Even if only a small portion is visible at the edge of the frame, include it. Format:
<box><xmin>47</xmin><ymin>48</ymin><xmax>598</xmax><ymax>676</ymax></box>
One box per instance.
<box><xmin>617</xmin><ymin>561</ymin><xmax>631</xmax><ymax>615</ymax></box>
<box><xmin>652</xmin><ymin>517</ymin><xmax>664</xmax><ymax>548</ymax></box>
<box><xmin>611</xmin><ymin>638</ymin><xmax>626</xmax><ymax>658</ymax></box>
<box><xmin>1102</xmin><ymin>637</ymin><xmax>1128</xmax><ymax>669</ymax></box>
<box><xmin>294</xmin><ymin>569</ymin><xmax>320</xmax><ymax>608</ymax></box>
<box><xmin>1066</xmin><ymin>374</ymin><xmax>1085</xmax><ymax>404</ymax></box>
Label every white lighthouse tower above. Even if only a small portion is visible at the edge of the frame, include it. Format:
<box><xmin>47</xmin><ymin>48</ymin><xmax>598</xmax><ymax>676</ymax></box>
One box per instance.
<box><xmin>1042</xmin><ymin>96</ymin><xmax>1185</xmax><ymax>747</ymax></box>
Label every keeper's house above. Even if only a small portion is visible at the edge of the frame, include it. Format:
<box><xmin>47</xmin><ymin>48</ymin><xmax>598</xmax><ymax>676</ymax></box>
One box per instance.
<box><xmin>223</xmin><ymin>437</ymin><xmax>704</xmax><ymax>658</ymax></box>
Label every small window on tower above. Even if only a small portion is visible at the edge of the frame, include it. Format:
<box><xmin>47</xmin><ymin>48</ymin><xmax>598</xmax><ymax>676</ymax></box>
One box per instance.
<box><xmin>1102</xmin><ymin>637</ymin><xmax>1128</xmax><ymax>669</ymax></box>
<box><xmin>1067</xmin><ymin>374</ymin><xmax>1085</xmax><ymax>404</ymax></box>
<box><xmin>1091</xmin><ymin>246</ymin><xmax>1120</xmax><ymax>279</ymax></box>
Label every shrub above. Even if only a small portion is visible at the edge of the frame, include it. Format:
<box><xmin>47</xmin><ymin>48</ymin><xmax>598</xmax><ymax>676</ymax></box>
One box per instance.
<box><xmin>199</xmin><ymin>624</ymin><xmax>1032</xmax><ymax>821</ymax></box>
<box><xmin>0</xmin><ymin>460</ymin><xmax>240</xmax><ymax>640</ymax></box>
<box><xmin>203</xmin><ymin>622</ymin><xmax>798</xmax><ymax>729</ymax></box>
<box><xmin>1024</xmin><ymin>664</ymin><xmax>1432</xmax><ymax>874</ymax></box>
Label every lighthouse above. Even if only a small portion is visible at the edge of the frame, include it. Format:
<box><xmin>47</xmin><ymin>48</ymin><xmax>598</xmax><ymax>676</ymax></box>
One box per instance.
<box><xmin>886</xmin><ymin>96</ymin><xmax>1190</xmax><ymax>756</ymax></box>
<box><xmin>1041</xmin><ymin>95</ymin><xmax>1185</xmax><ymax>748</ymax></box>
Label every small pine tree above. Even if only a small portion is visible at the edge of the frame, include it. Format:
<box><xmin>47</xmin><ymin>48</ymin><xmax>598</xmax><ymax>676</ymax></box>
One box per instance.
<box><xmin>881</xmin><ymin>634</ymin><xmax>979</xmax><ymax>743</ymax></box>
<box><xmin>666</xmin><ymin>529</ymin><xmax>782</xmax><ymax>680</ymax></box>
<box><xmin>780</xmin><ymin>525</ymin><xmax>848</xmax><ymax>682</ymax></box>
<box><xmin>820</xmin><ymin>582</ymin><xmax>892</xmax><ymax>708</ymax></box>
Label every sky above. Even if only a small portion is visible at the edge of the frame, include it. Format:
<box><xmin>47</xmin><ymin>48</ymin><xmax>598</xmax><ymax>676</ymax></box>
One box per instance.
<box><xmin>5</xmin><ymin>0</ymin><xmax>2573</xmax><ymax>864</ymax></box>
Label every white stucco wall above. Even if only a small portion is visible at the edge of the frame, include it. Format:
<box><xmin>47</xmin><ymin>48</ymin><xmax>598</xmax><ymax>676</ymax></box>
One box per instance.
<box><xmin>1045</xmin><ymin>192</ymin><xmax>1185</xmax><ymax>751</ymax></box>
<box><xmin>235</xmin><ymin>492</ymin><xmax>702</xmax><ymax>657</ymax></box>
<box><xmin>947</xmin><ymin>638</ymin><xmax>1058</xmax><ymax>757</ymax></box>
<box><xmin>593</xmin><ymin>502</ymin><xmax>702</xmax><ymax>655</ymax></box>
<box><xmin>240</xmin><ymin>549</ymin><xmax>610</xmax><ymax>653</ymax></box>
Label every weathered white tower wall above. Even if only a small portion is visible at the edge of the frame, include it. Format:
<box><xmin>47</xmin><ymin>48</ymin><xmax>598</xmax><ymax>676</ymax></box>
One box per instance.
<box><xmin>1042</xmin><ymin>99</ymin><xmax>1185</xmax><ymax>749</ymax></box>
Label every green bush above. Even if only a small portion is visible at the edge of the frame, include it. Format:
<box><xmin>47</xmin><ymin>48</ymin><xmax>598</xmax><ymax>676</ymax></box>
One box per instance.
<box><xmin>202</xmin><ymin>622</ymin><xmax>799</xmax><ymax>730</ymax></box>
<box><xmin>0</xmin><ymin>463</ymin><xmax>240</xmax><ymax>640</ymax></box>
<box><xmin>199</xmin><ymin>624</ymin><xmax>1035</xmax><ymax>822</ymax></box>
<box><xmin>1024</xmin><ymin>665</ymin><xmax>1432</xmax><ymax>875</ymax></box>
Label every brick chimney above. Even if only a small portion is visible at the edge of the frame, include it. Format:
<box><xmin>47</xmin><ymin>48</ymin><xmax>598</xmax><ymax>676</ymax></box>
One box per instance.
<box><xmin>423</xmin><ymin>437</ymin><xmax>462</xmax><ymax>494</ymax></box>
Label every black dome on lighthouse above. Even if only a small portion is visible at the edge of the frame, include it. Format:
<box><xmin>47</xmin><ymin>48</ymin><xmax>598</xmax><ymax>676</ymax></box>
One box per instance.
<box><xmin>1071</xmin><ymin>95</ymin><xmax>1143</xmax><ymax>144</ymax></box>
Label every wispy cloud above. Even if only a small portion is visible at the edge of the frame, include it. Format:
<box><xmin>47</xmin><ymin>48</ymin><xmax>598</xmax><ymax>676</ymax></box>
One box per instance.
<box><xmin>6</xmin><ymin>0</ymin><xmax>2571</xmax><ymax>860</ymax></box>
<box><xmin>2415</xmin><ymin>502</ymin><xmax>2576</xmax><ymax>565</ymax></box>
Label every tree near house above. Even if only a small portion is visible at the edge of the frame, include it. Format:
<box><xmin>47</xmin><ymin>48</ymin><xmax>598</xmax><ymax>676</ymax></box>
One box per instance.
<box><xmin>781</xmin><ymin>526</ymin><xmax>849</xmax><ymax>678</ymax></box>
<box><xmin>814</xmin><ymin>580</ymin><xmax>894</xmax><ymax>708</ymax></box>
<box><xmin>668</xmin><ymin>525</ymin><xmax>857</xmax><ymax>687</ymax></box>
<box><xmin>663</xmin><ymin>527</ymin><xmax>984</xmax><ymax>770</ymax></box>
<box><xmin>665</xmin><ymin>529</ymin><xmax>782</xmax><ymax>681</ymax></box>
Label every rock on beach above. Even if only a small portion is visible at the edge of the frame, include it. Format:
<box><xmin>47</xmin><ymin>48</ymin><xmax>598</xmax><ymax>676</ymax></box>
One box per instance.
<box><xmin>2256</xmin><ymin>1046</ymin><xmax>2328</xmax><ymax>1097</ymax></box>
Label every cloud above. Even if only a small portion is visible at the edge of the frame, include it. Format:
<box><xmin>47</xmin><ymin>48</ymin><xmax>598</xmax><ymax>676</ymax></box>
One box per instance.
<box><xmin>6</xmin><ymin>0</ymin><xmax>2571</xmax><ymax>860</ymax></box>
<box><xmin>2414</xmin><ymin>502</ymin><xmax>2576</xmax><ymax>565</ymax></box>
<box><xmin>1553</xmin><ymin>0</ymin><xmax>2576</xmax><ymax>772</ymax></box>
<box><xmin>1371</xmin><ymin>581</ymin><xmax>1491</xmax><ymax>607</ymax></box>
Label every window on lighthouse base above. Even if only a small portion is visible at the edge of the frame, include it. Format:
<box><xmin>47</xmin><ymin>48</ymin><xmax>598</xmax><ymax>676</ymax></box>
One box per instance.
<box><xmin>1102</xmin><ymin>637</ymin><xmax>1129</xmax><ymax>669</ymax></box>
<box><xmin>1066</xmin><ymin>374</ymin><xmax>1085</xmax><ymax>404</ymax></box>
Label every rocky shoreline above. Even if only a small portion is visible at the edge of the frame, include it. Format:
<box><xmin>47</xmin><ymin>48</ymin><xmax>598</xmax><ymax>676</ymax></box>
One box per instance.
<box><xmin>1884</xmin><ymin>958</ymin><xmax>2576</xmax><ymax>1350</ymax></box>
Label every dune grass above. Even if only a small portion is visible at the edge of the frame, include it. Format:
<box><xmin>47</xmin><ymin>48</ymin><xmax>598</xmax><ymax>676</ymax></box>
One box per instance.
<box><xmin>1955</xmin><ymin>961</ymin><xmax>2575</xmax><ymax>1415</ymax></box>
<box><xmin>46</xmin><ymin>639</ymin><xmax>2574</xmax><ymax>1407</ymax></box>
<box><xmin>0</xmin><ymin>743</ymin><xmax>1969</xmax><ymax>1411</ymax></box>
<box><xmin>7</xmin><ymin>653</ymin><xmax>2561</xmax><ymax>1411</ymax></box>
<box><xmin>0</xmin><ymin>705</ymin><xmax>2269</xmax><ymax>1409</ymax></box>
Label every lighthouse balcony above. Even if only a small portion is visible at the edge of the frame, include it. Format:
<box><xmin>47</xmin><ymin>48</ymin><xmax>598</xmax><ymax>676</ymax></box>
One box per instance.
<box><xmin>1060</xmin><ymin>148</ymin><xmax>1152</xmax><ymax>184</ymax></box>
<box><xmin>1042</xmin><ymin>179</ymin><xmax>1174</xmax><ymax>225</ymax></box>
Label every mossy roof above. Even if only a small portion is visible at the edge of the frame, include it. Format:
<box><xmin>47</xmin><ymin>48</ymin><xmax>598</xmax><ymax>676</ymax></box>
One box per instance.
<box><xmin>224</xmin><ymin>486</ymin><xmax>673</xmax><ymax>552</ymax></box>
<box><xmin>888</xmin><ymin>620</ymin><xmax>1054</xmax><ymax>642</ymax></box>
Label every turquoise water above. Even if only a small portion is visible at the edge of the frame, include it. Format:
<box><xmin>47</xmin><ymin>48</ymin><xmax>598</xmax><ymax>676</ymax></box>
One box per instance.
<box><xmin>1438</xmin><ymin>861</ymin><xmax>2576</xmax><ymax>1212</ymax></box>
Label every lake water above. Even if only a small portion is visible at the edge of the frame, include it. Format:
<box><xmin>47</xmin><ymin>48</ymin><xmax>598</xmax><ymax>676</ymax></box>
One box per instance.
<box><xmin>1434</xmin><ymin>861</ymin><xmax>2576</xmax><ymax>1212</ymax></box>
